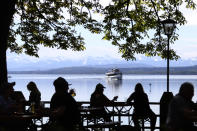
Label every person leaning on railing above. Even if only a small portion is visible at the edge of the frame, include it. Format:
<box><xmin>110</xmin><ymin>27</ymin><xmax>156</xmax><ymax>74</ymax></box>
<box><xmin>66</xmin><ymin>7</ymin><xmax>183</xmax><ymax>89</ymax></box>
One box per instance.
<box><xmin>126</xmin><ymin>83</ymin><xmax>156</xmax><ymax>131</ymax></box>
<box><xmin>90</xmin><ymin>83</ymin><xmax>118</xmax><ymax>122</ymax></box>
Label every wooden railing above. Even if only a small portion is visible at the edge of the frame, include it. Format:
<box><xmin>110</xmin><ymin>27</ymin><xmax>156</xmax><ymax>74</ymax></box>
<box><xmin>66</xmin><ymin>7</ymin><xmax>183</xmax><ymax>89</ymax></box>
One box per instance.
<box><xmin>41</xmin><ymin>101</ymin><xmax>161</xmax><ymax>130</ymax></box>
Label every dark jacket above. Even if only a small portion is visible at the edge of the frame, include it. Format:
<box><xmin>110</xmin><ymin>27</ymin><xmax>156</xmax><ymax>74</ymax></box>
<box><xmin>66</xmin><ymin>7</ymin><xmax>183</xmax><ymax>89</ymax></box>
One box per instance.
<box><xmin>50</xmin><ymin>92</ymin><xmax>80</xmax><ymax>128</ymax></box>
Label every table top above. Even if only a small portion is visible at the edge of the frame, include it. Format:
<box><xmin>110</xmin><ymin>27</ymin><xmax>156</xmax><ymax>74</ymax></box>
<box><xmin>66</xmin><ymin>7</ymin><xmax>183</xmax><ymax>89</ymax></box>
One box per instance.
<box><xmin>79</xmin><ymin>106</ymin><xmax>103</xmax><ymax>112</ymax></box>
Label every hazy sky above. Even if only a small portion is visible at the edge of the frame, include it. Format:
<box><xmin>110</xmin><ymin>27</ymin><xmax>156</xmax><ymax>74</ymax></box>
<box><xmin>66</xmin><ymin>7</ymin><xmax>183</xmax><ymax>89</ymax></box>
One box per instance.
<box><xmin>7</xmin><ymin>1</ymin><xmax>197</xmax><ymax>63</ymax></box>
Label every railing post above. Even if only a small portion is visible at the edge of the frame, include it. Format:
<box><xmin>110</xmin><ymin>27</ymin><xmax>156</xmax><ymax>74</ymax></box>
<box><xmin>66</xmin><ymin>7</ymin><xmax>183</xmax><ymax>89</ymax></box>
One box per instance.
<box><xmin>160</xmin><ymin>92</ymin><xmax>173</xmax><ymax>131</ymax></box>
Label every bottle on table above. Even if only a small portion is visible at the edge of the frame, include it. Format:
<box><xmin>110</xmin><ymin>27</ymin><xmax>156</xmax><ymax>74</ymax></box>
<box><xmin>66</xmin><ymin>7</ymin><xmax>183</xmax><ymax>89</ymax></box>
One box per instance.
<box><xmin>31</xmin><ymin>102</ymin><xmax>35</xmax><ymax>113</ymax></box>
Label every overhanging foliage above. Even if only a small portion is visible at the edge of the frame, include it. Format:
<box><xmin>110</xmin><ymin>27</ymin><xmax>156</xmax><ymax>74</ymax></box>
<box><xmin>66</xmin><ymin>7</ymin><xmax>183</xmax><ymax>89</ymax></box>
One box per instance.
<box><xmin>8</xmin><ymin>0</ymin><xmax>196</xmax><ymax>60</ymax></box>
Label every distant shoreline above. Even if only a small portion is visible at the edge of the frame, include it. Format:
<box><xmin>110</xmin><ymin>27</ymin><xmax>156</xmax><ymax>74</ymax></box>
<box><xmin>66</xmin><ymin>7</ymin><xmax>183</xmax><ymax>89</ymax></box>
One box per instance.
<box><xmin>8</xmin><ymin>66</ymin><xmax>197</xmax><ymax>75</ymax></box>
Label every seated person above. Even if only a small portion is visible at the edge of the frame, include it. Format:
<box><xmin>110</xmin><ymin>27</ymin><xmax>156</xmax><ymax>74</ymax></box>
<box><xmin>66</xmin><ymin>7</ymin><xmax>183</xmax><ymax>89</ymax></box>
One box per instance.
<box><xmin>50</xmin><ymin>77</ymin><xmax>81</xmax><ymax>130</ymax></box>
<box><xmin>27</xmin><ymin>81</ymin><xmax>41</xmax><ymax>109</ymax></box>
<box><xmin>0</xmin><ymin>82</ymin><xmax>20</xmax><ymax>114</ymax></box>
<box><xmin>11</xmin><ymin>91</ymin><xmax>26</xmax><ymax>112</ymax></box>
<box><xmin>166</xmin><ymin>82</ymin><xmax>197</xmax><ymax>131</ymax></box>
<box><xmin>12</xmin><ymin>91</ymin><xmax>26</xmax><ymax>103</ymax></box>
<box><xmin>126</xmin><ymin>83</ymin><xmax>156</xmax><ymax>131</ymax></box>
<box><xmin>90</xmin><ymin>83</ymin><xmax>118</xmax><ymax>122</ymax></box>
<box><xmin>0</xmin><ymin>82</ymin><xmax>29</xmax><ymax>131</ymax></box>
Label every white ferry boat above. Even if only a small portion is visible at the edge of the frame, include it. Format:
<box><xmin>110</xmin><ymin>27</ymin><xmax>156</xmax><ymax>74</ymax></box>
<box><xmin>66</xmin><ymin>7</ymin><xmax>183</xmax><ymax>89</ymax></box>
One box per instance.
<box><xmin>105</xmin><ymin>68</ymin><xmax>122</xmax><ymax>80</ymax></box>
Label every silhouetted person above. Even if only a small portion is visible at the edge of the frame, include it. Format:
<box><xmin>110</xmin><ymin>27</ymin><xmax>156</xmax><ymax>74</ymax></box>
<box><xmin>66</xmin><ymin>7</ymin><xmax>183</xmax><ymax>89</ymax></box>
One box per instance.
<box><xmin>90</xmin><ymin>83</ymin><xmax>118</xmax><ymax>122</ymax></box>
<box><xmin>126</xmin><ymin>83</ymin><xmax>156</xmax><ymax>131</ymax></box>
<box><xmin>12</xmin><ymin>91</ymin><xmax>26</xmax><ymax>104</ymax></box>
<box><xmin>0</xmin><ymin>82</ymin><xmax>28</xmax><ymax>131</ymax></box>
<box><xmin>166</xmin><ymin>82</ymin><xmax>197</xmax><ymax>131</ymax></box>
<box><xmin>50</xmin><ymin>77</ymin><xmax>81</xmax><ymax>130</ymax></box>
<box><xmin>27</xmin><ymin>81</ymin><xmax>41</xmax><ymax>108</ymax></box>
<box><xmin>0</xmin><ymin>82</ymin><xmax>20</xmax><ymax>114</ymax></box>
<box><xmin>8</xmin><ymin>82</ymin><xmax>26</xmax><ymax>112</ymax></box>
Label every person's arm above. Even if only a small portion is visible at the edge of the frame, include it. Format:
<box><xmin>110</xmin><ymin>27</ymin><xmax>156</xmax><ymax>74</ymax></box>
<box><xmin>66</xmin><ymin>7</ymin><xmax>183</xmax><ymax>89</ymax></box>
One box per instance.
<box><xmin>126</xmin><ymin>93</ymin><xmax>134</xmax><ymax>103</ymax></box>
<box><xmin>103</xmin><ymin>95</ymin><xmax>112</xmax><ymax>105</ymax></box>
<box><xmin>29</xmin><ymin>92</ymin><xmax>34</xmax><ymax>102</ymax></box>
<box><xmin>102</xmin><ymin>94</ymin><xmax>117</xmax><ymax>106</ymax></box>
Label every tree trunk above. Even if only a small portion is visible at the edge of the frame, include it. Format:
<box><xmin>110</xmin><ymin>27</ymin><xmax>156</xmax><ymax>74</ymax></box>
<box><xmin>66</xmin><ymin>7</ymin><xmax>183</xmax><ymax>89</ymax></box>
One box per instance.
<box><xmin>0</xmin><ymin>0</ymin><xmax>16</xmax><ymax>87</ymax></box>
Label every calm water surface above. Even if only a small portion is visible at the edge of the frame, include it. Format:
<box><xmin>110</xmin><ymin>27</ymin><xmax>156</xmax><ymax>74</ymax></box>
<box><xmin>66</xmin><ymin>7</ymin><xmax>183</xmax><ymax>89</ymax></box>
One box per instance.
<box><xmin>8</xmin><ymin>74</ymin><xmax>197</xmax><ymax>102</ymax></box>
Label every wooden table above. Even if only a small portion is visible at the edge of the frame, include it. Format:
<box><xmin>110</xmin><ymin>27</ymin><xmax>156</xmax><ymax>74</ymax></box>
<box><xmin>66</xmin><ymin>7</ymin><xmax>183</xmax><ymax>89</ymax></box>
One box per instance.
<box><xmin>0</xmin><ymin>113</ymin><xmax>39</xmax><ymax>130</ymax></box>
<box><xmin>0</xmin><ymin>108</ymin><xmax>52</xmax><ymax>130</ymax></box>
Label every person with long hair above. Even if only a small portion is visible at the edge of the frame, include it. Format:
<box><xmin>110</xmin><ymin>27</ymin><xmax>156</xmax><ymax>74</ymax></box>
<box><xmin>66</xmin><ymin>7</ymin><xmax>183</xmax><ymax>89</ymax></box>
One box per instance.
<box><xmin>126</xmin><ymin>83</ymin><xmax>156</xmax><ymax>131</ymax></box>
<box><xmin>27</xmin><ymin>81</ymin><xmax>41</xmax><ymax>108</ymax></box>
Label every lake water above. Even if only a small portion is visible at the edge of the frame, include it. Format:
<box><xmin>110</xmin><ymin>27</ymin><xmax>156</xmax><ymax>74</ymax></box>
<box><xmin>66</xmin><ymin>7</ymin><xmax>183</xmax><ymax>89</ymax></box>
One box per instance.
<box><xmin>8</xmin><ymin>74</ymin><xmax>197</xmax><ymax>102</ymax></box>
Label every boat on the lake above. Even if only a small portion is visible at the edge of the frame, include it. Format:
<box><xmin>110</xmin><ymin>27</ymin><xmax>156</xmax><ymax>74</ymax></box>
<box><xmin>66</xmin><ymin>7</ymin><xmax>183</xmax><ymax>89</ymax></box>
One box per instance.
<box><xmin>105</xmin><ymin>68</ymin><xmax>122</xmax><ymax>80</ymax></box>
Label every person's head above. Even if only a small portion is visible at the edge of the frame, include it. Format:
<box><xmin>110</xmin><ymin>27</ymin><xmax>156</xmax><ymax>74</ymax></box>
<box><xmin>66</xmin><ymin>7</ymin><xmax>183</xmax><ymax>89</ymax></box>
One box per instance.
<box><xmin>53</xmin><ymin>77</ymin><xmax>71</xmax><ymax>92</ymax></box>
<box><xmin>134</xmin><ymin>83</ymin><xmax>144</xmax><ymax>93</ymax></box>
<box><xmin>7</xmin><ymin>82</ymin><xmax>15</xmax><ymax>92</ymax></box>
<box><xmin>27</xmin><ymin>81</ymin><xmax>38</xmax><ymax>92</ymax></box>
<box><xmin>95</xmin><ymin>83</ymin><xmax>105</xmax><ymax>93</ymax></box>
<box><xmin>179</xmin><ymin>82</ymin><xmax>194</xmax><ymax>100</ymax></box>
<box><xmin>0</xmin><ymin>82</ymin><xmax>15</xmax><ymax>96</ymax></box>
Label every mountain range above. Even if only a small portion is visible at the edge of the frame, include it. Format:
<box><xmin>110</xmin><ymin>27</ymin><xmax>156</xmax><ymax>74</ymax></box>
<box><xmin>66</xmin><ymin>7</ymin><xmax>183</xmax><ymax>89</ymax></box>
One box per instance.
<box><xmin>7</xmin><ymin>55</ymin><xmax>197</xmax><ymax>71</ymax></box>
<box><xmin>8</xmin><ymin>64</ymin><xmax>197</xmax><ymax>75</ymax></box>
